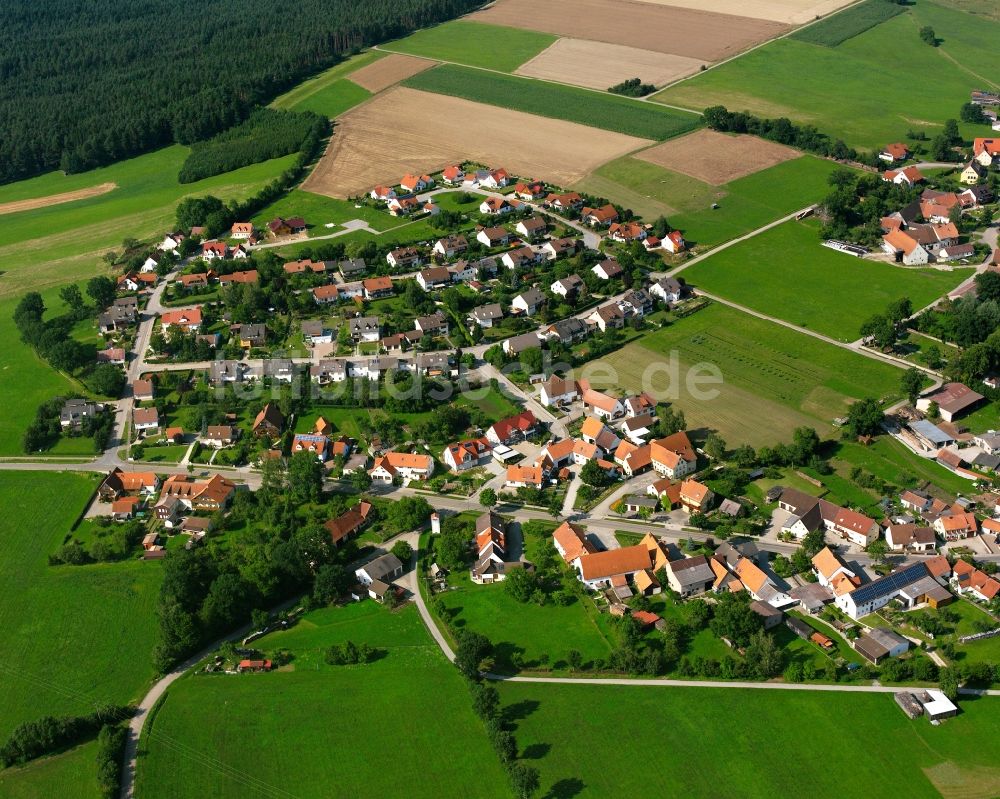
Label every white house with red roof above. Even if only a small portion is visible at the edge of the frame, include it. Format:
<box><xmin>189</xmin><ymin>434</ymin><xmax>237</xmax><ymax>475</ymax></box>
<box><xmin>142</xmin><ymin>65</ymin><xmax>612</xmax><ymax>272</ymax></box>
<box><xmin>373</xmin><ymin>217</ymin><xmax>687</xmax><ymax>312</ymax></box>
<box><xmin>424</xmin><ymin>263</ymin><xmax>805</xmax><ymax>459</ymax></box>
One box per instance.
<box><xmin>443</xmin><ymin>438</ymin><xmax>492</xmax><ymax>471</ymax></box>
<box><xmin>487</xmin><ymin>410</ymin><xmax>537</xmax><ymax>446</ymax></box>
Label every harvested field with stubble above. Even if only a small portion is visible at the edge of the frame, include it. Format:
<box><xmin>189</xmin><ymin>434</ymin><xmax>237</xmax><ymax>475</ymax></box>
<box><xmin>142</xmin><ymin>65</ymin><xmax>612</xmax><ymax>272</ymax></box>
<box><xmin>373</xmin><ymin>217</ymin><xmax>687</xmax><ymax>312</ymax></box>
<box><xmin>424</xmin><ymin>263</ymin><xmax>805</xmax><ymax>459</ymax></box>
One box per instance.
<box><xmin>0</xmin><ymin>182</ymin><xmax>116</xmax><ymax>216</ymax></box>
<box><xmin>471</xmin><ymin>0</ymin><xmax>787</xmax><ymax>61</ymax></box>
<box><xmin>516</xmin><ymin>38</ymin><xmax>703</xmax><ymax>89</ymax></box>
<box><xmin>303</xmin><ymin>87</ymin><xmax>652</xmax><ymax>198</ymax></box>
<box><xmin>635</xmin><ymin>129</ymin><xmax>799</xmax><ymax>184</ymax></box>
<box><xmin>346</xmin><ymin>53</ymin><xmax>436</xmax><ymax>93</ymax></box>
<box><xmin>633</xmin><ymin>0</ymin><xmax>856</xmax><ymax>25</ymax></box>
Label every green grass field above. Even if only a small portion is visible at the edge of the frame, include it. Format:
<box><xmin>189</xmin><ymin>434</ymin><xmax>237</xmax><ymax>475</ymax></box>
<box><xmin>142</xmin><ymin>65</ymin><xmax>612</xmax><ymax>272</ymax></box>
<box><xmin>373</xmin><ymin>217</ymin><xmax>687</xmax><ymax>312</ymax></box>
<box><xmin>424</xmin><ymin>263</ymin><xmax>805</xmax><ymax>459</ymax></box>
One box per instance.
<box><xmin>0</xmin><ymin>147</ymin><xmax>297</xmax><ymax>300</ymax></box>
<box><xmin>577</xmin><ymin>154</ymin><xmax>841</xmax><ymax>249</ymax></box>
<box><xmin>135</xmin><ymin>603</ymin><xmax>508</xmax><ymax>798</ymax></box>
<box><xmin>586</xmin><ymin>303</ymin><xmax>905</xmax><ymax>446</ymax></box>
<box><xmin>0</xmin><ymin>740</ymin><xmax>101</xmax><ymax>799</ymax></box>
<box><xmin>382</xmin><ymin>20</ymin><xmax>556</xmax><ymax>72</ymax></box>
<box><xmin>250</xmin><ymin>189</ymin><xmax>401</xmax><ymax>234</ymax></box>
<box><xmin>403</xmin><ymin>64</ymin><xmax>700</xmax><ymax>141</ymax></box>
<box><xmin>0</xmin><ymin>471</ymin><xmax>163</xmax><ymax>738</ymax></box>
<box><xmin>498</xmin><ymin>682</ymin><xmax>1000</xmax><ymax>798</ymax></box>
<box><xmin>270</xmin><ymin>50</ymin><xmax>384</xmax><ymax>111</ymax></box>
<box><xmin>285</xmin><ymin>78</ymin><xmax>371</xmax><ymax>119</ymax></box>
<box><xmin>791</xmin><ymin>0</ymin><xmax>907</xmax><ymax>46</ymax></box>
<box><xmin>833</xmin><ymin>438</ymin><xmax>976</xmax><ymax>496</ymax></box>
<box><xmin>683</xmin><ymin>220</ymin><xmax>970</xmax><ymax>341</ymax></box>
<box><xmin>653</xmin><ymin>0</ymin><xmax>1000</xmax><ymax>151</ymax></box>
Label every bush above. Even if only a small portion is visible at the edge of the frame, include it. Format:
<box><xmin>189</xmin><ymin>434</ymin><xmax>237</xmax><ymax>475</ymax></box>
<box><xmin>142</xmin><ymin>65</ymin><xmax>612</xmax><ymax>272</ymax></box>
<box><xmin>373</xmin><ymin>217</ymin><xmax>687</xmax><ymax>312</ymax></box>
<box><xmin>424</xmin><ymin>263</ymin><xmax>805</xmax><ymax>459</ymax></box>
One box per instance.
<box><xmin>0</xmin><ymin>706</ymin><xmax>130</xmax><ymax>767</ymax></box>
<box><xmin>95</xmin><ymin>724</ymin><xmax>127</xmax><ymax>799</ymax></box>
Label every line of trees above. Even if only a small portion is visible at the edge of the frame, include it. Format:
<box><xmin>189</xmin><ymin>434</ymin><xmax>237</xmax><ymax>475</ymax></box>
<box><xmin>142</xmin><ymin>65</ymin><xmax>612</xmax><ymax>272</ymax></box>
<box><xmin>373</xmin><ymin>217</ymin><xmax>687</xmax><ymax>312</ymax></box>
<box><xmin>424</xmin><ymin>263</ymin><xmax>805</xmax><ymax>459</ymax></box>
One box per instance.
<box><xmin>178</xmin><ymin>109</ymin><xmax>327</xmax><ymax>183</ymax></box>
<box><xmin>0</xmin><ymin>706</ymin><xmax>129</xmax><ymax>767</ymax></box>
<box><xmin>0</xmin><ymin>0</ymin><xmax>486</xmax><ymax>184</ymax></box>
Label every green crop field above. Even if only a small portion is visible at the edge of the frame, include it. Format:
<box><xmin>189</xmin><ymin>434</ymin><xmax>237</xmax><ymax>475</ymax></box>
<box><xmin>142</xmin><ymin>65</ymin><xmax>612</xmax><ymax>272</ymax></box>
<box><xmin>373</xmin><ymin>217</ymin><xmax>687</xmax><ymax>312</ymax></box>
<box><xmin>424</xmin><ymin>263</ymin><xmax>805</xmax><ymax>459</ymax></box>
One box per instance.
<box><xmin>791</xmin><ymin>0</ymin><xmax>907</xmax><ymax>47</ymax></box>
<box><xmin>577</xmin><ymin>154</ymin><xmax>840</xmax><ymax>249</ymax></box>
<box><xmin>403</xmin><ymin>64</ymin><xmax>701</xmax><ymax>141</ymax></box>
<box><xmin>0</xmin><ymin>147</ymin><xmax>298</xmax><ymax>300</ymax></box>
<box><xmin>271</xmin><ymin>50</ymin><xmax>384</xmax><ymax>111</ymax></box>
<box><xmin>683</xmin><ymin>220</ymin><xmax>971</xmax><ymax>341</ymax></box>
<box><xmin>0</xmin><ymin>740</ymin><xmax>101</xmax><ymax>799</ymax></box>
<box><xmin>383</xmin><ymin>20</ymin><xmax>556</xmax><ymax>72</ymax></box>
<box><xmin>135</xmin><ymin>603</ymin><xmax>508</xmax><ymax>798</ymax></box>
<box><xmin>653</xmin><ymin>0</ymin><xmax>1000</xmax><ymax>151</ymax></box>
<box><xmin>496</xmin><ymin>683</ymin><xmax>1000</xmax><ymax>798</ymax></box>
<box><xmin>0</xmin><ymin>471</ymin><xmax>163</xmax><ymax>738</ymax></box>
<box><xmin>284</xmin><ymin>78</ymin><xmax>371</xmax><ymax>119</ymax></box>
<box><xmin>585</xmin><ymin>303</ymin><xmax>905</xmax><ymax>447</ymax></box>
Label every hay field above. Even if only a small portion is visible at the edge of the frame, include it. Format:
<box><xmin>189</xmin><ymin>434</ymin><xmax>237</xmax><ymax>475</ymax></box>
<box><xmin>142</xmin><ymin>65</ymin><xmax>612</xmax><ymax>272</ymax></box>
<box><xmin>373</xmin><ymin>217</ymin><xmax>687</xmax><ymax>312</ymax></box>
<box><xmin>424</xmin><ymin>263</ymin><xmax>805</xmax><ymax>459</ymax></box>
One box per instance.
<box><xmin>347</xmin><ymin>53</ymin><xmax>436</xmax><ymax>93</ymax></box>
<box><xmin>471</xmin><ymin>0</ymin><xmax>787</xmax><ymax>61</ymax></box>
<box><xmin>0</xmin><ymin>182</ymin><xmax>116</xmax><ymax>216</ymax></box>
<box><xmin>633</xmin><ymin>0</ymin><xmax>856</xmax><ymax>25</ymax></box>
<box><xmin>635</xmin><ymin>129</ymin><xmax>799</xmax><ymax>184</ymax></box>
<box><xmin>303</xmin><ymin>87</ymin><xmax>652</xmax><ymax>197</ymax></box>
<box><xmin>516</xmin><ymin>38</ymin><xmax>703</xmax><ymax>89</ymax></box>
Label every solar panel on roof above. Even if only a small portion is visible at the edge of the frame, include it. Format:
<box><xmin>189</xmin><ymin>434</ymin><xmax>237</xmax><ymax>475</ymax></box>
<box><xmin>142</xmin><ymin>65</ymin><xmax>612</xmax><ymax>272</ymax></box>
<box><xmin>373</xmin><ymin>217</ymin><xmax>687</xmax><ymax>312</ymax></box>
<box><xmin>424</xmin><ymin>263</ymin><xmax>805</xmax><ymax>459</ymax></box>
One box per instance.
<box><xmin>849</xmin><ymin>562</ymin><xmax>926</xmax><ymax>606</ymax></box>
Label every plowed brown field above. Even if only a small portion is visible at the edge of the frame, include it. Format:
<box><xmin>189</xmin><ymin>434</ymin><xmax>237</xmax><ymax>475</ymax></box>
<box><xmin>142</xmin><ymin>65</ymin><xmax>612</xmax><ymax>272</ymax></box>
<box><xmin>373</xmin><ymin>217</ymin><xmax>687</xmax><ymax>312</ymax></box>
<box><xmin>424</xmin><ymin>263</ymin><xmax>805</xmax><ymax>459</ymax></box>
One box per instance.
<box><xmin>0</xmin><ymin>182</ymin><xmax>117</xmax><ymax>216</ymax></box>
<box><xmin>634</xmin><ymin>129</ymin><xmax>799</xmax><ymax>184</ymax></box>
<box><xmin>303</xmin><ymin>87</ymin><xmax>652</xmax><ymax>198</ymax></box>
<box><xmin>632</xmin><ymin>0</ymin><xmax>855</xmax><ymax>25</ymax></box>
<box><xmin>347</xmin><ymin>53</ymin><xmax>436</xmax><ymax>93</ymax></box>
<box><xmin>516</xmin><ymin>39</ymin><xmax>703</xmax><ymax>89</ymax></box>
<box><xmin>471</xmin><ymin>0</ymin><xmax>787</xmax><ymax>62</ymax></box>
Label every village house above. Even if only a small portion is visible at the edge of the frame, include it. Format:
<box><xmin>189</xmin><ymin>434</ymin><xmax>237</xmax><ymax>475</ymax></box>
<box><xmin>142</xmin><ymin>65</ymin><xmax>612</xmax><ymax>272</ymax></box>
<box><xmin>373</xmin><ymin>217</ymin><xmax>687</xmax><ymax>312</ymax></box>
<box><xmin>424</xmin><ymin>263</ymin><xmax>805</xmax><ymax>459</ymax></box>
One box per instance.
<box><xmin>503</xmin><ymin>331</ymin><xmax>543</xmax><ymax>357</ymax></box>
<box><xmin>882</xmin><ymin>165</ymin><xmax>925</xmax><ymax>186</ymax></box>
<box><xmin>159</xmin><ymin>307</ymin><xmax>202</xmax><ymax>334</ymax></box>
<box><xmin>132</xmin><ymin>407</ymin><xmax>160</xmax><ymax>435</ymax></box>
<box><xmin>292</xmin><ymin>433</ymin><xmax>329</xmax><ymax>461</ymax></box>
<box><xmin>369</xmin><ymin>185</ymin><xmax>396</xmax><ymax>202</ymax></box>
<box><xmin>679</xmin><ymin>479</ymin><xmax>713</xmax><ymax>513</ymax></box>
<box><xmin>650</xmin><ymin>432</ymin><xmax>697</xmax><ymax>479</ymax></box>
<box><xmin>541</xmin><ymin>317</ymin><xmax>588</xmax><ymax>346</ymax></box>
<box><xmin>470</xmin><ymin>303</ymin><xmax>504</xmax><ymax>328</ymax></box>
<box><xmin>99</xmin><ymin>468</ymin><xmax>160</xmax><ymax>501</ymax></box>
<box><xmin>553</xmin><ymin>521</ymin><xmax>596</xmax><ymax>563</ymax></box>
<box><xmin>355</xmin><ymin>552</ymin><xmax>404</xmax><ymax>599</ymax></box>
<box><xmin>348</xmin><ymin>316</ymin><xmax>381</xmax><ymax>342</ymax></box>
<box><xmin>609</xmin><ymin>222</ymin><xmax>646</xmax><ymax>242</ymax></box>
<box><xmin>550</xmin><ymin>274</ymin><xmax>584</xmax><ymax>299</ymax></box>
<box><xmin>160</xmin><ymin>473</ymin><xmax>235</xmax><ymax>512</ymax></box>
<box><xmin>972</xmin><ymin>137</ymin><xmax>1000</xmax><ymax>167</ymax></box>
<box><xmin>433</xmin><ymin>234</ymin><xmax>468</xmax><ymax>259</ymax></box>
<box><xmin>885</xmin><ymin>523</ymin><xmax>937</xmax><ymax>552</ymax></box>
<box><xmin>233</xmin><ymin>322</ymin><xmax>266</xmax><ymax>348</ymax></box>
<box><xmin>487</xmin><ymin>410</ymin><xmax>538</xmax><ymax>446</ymax></box>
<box><xmin>591</xmin><ymin>259</ymin><xmax>623</xmax><ymax>281</ymax></box>
<box><xmin>881</xmin><ymin>229</ymin><xmax>929</xmax><ymax>265</ymax></box>
<box><xmin>416</xmin><ymin>266</ymin><xmax>452</xmax><ymax>291</ymax></box>
<box><xmin>879</xmin><ymin>142</ymin><xmax>910</xmax><ymax>162</ymax></box>
<box><xmin>476</xmin><ymin>226</ymin><xmax>510</xmax><ymax>248</ymax></box>
<box><xmin>542</xmin><ymin>237</ymin><xmax>578</xmax><ymax>260</ymax></box>
<box><xmin>443</xmin><ymin>438</ymin><xmax>491</xmax><ymax>471</ymax></box>
<box><xmin>649</xmin><ymin>276</ymin><xmax>684</xmax><ymax>305</ymax></box>
<box><xmin>511</xmin><ymin>287</ymin><xmax>546</xmax><ymax>316</ymax></box>
<box><xmin>587</xmin><ymin>303</ymin><xmax>624</xmax><ymax>332</ymax></box>
<box><xmin>400</xmin><ymin>173</ymin><xmax>433</xmax><ymax>193</ymax></box>
<box><xmin>479</xmin><ymin>197</ymin><xmax>513</xmax><ymax>215</ymax></box>
<box><xmin>441</xmin><ymin>165</ymin><xmax>465</xmax><ymax>185</ymax></box>
<box><xmin>916</xmin><ymin>382</ymin><xmax>985</xmax><ymax>422</ymax></box>
<box><xmin>836</xmin><ymin>561</ymin><xmax>950</xmax><ymax>619</ymax></box>
<box><xmin>59</xmin><ymin>399</ymin><xmax>99</xmax><ymax>429</ymax></box>
<box><xmin>362</xmin><ymin>276</ymin><xmax>394</xmax><ymax>300</ymax></box>
<box><xmin>665</xmin><ymin>555</ymin><xmax>715</xmax><ymax>597</ymax></box>
<box><xmin>505</xmin><ymin>464</ymin><xmax>544</xmax><ymax>489</ymax></box>
<box><xmin>201</xmin><ymin>241</ymin><xmax>229</xmax><ymax>260</ymax></box>
<box><xmin>580</xmin><ymin>386</ymin><xmax>624</xmax><ymax>420</ymax></box>
<box><xmin>855</xmin><ymin>628</ymin><xmax>910</xmax><ymax>665</ymax></box>
<box><xmin>615</xmin><ymin>441</ymin><xmax>653</xmax><ymax>478</ymax></box>
<box><xmin>415</xmin><ymin>311</ymin><xmax>449</xmax><ymax>337</ymax></box>
<box><xmin>369</xmin><ymin>451</ymin><xmax>435</xmax><ymax>483</ymax></box>
<box><xmin>933</xmin><ymin>511</ymin><xmax>978</xmax><ymax>541</ymax></box>
<box><xmin>387</xmin><ymin>246</ymin><xmax>422</xmax><ymax>269</ymax></box>
<box><xmin>218</xmin><ymin>269</ymin><xmax>259</xmax><ymax>287</ymax></box>
<box><xmin>200</xmin><ymin>425</ymin><xmax>238</xmax><ymax>448</ymax></box>
<box><xmin>952</xmin><ymin>560</ymin><xmax>1000</xmax><ymax>603</ymax></box>
<box><xmin>514</xmin><ymin>180</ymin><xmax>546</xmax><ymax>200</ymax></box>
<box><xmin>515</xmin><ymin>217</ymin><xmax>548</xmax><ymax>240</ymax></box>
<box><xmin>252</xmin><ymin>403</ymin><xmax>284</xmax><ymax>438</ymax></box>
<box><xmin>581</xmin><ymin>204</ymin><xmax>619</xmax><ymax>227</ymax></box>
<box><xmin>539</xmin><ymin>375</ymin><xmax>578</xmax><ymax>407</ymax></box>
<box><xmin>546</xmin><ymin>191</ymin><xmax>583</xmax><ymax>211</ymax></box>
<box><xmin>501</xmin><ymin>246</ymin><xmax>539</xmax><ymax>271</ymax></box>
<box><xmin>325</xmin><ymin>501</ymin><xmax>372</xmax><ymax>548</ymax></box>
<box><xmin>573</xmin><ymin>545</ymin><xmax>652</xmax><ymax>592</ymax></box>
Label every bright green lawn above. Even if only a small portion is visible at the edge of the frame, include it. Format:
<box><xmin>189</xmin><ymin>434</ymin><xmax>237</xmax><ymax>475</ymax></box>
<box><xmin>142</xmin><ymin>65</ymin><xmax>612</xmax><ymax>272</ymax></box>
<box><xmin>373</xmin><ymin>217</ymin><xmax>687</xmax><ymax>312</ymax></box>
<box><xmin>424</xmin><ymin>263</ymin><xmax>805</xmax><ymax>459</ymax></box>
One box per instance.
<box><xmin>250</xmin><ymin>189</ymin><xmax>400</xmax><ymax>234</ymax></box>
<box><xmin>585</xmin><ymin>302</ymin><xmax>905</xmax><ymax>446</ymax></box>
<box><xmin>135</xmin><ymin>603</ymin><xmax>508</xmax><ymax>799</ymax></box>
<box><xmin>684</xmin><ymin>220</ymin><xmax>971</xmax><ymax>340</ymax></box>
<box><xmin>271</xmin><ymin>50</ymin><xmax>384</xmax><ymax>111</ymax></box>
<box><xmin>0</xmin><ymin>147</ymin><xmax>298</xmax><ymax>299</ymax></box>
<box><xmin>832</xmin><ymin>438</ymin><xmax>976</xmax><ymax>496</ymax></box>
<box><xmin>953</xmin><ymin>399</ymin><xmax>1000</xmax><ymax>435</ymax></box>
<box><xmin>0</xmin><ymin>471</ymin><xmax>163</xmax><ymax>738</ymax></box>
<box><xmin>453</xmin><ymin>386</ymin><xmax>522</xmax><ymax>422</ymax></box>
<box><xmin>284</xmin><ymin>78</ymin><xmax>371</xmax><ymax>119</ymax></box>
<box><xmin>653</xmin><ymin>0</ymin><xmax>1000</xmax><ymax>152</ymax></box>
<box><xmin>577</xmin><ymin>154</ymin><xmax>842</xmax><ymax>249</ymax></box>
<box><xmin>133</xmin><ymin>443</ymin><xmax>190</xmax><ymax>464</ymax></box>
<box><xmin>403</xmin><ymin>64</ymin><xmax>700</xmax><ymax>141</ymax></box>
<box><xmin>498</xmin><ymin>683</ymin><xmax>1000</xmax><ymax>798</ymax></box>
<box><xmin>0</xmin><ymin>741</ymin><xmax>100</xmax><ymax>799</ymax></box>
<box><xmin>383</xmin><ymin>20</ymin><xmax>557</xmax><ymax>72</ymax></box>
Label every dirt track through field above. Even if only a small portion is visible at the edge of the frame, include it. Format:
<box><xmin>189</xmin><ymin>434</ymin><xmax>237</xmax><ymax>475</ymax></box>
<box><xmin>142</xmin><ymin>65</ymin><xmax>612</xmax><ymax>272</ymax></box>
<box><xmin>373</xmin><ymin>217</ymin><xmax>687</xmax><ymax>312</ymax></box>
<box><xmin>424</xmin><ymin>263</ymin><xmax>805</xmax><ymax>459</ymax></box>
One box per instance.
<box><xmin>347</xmin><ymin>53</ymin><xmax>436</xmax><ymax>93</ymax></box>
<box><xmin>0</xmin><ymin>182</ymin><xmax>117</xmax><ymax>216</ymax></box>
<box><xmin>631</xmin><ymin>0</ymin><xmax>856</xmax><ymax>25</ymax></box>
<box><xmin>471</xmin><ymin>0</ymin><xmax>787</xmax><ymax>62</ymax></box>
<box><xmin>635</xmin><ymin>129</ymin><xmax>799</xmax><ymax>184</ymax></box>
<box><xmin>516</xmin><ymin>39</ymin><xmax>703</xmax><ymax>89</ymax></box>
<box><xmin>303</xmin><ymin>87</ymin><xmax>653</xmax><ymax>198</ymax></box>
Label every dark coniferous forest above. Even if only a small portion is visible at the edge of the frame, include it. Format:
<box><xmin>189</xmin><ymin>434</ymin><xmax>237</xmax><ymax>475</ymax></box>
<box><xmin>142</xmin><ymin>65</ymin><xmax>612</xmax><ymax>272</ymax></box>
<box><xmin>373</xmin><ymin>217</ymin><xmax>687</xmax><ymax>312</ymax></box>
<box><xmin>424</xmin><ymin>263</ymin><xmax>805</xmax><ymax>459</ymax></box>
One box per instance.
<box><xmin>0</xmin><ymin>0</ymin><xmax>483</xmax><ymax>185</ymax></box>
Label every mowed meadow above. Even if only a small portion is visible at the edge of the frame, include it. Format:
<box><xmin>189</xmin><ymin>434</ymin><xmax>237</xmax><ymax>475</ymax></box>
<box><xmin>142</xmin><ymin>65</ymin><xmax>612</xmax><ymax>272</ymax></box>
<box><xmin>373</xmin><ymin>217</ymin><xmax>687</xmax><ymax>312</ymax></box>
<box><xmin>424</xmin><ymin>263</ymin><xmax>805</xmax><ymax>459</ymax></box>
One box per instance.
<box><xmin>683</xmin><ymin>220</ymin><xmax>972</xmax><ymax>341</ymax></box>
<box><xmin>0</xmin><ymin>471</ymin><xmax>162</xmax><ymax>738</ymax></box>
<box><xmin>498</xmin><ymin>682</ymin><xmax>1000</xmax><ymax>799</ymax></box>
<box><xmin>654</xmin><ymin>0</ymin><xmax>1000</xmax><ymax>151</ymax></box>
<box><xmin>0</xmin><ymin>146</ymin><xmax>298</xmax><ymax>299</ymax></box>
<box><xmin>135</xmin><ymin>603</ymin><xmax>508</xmax><ymax>799</ymax></box>
<box><xmin>576</xmin><ymin>154</ymin><xmax>841</xmax><ymax>249</ymax></box>
<box><xmin>581</xmin><ymin>302</ymin><xmax>904</xmax><ymax>446</ymax></box>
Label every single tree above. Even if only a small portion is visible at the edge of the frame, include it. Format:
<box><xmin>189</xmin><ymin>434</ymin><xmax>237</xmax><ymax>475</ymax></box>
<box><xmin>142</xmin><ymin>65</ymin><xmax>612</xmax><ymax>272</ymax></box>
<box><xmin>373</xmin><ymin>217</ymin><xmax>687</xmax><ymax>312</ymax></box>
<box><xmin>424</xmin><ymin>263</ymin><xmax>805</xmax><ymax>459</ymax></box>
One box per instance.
<box><xmin>479</xmin><ymin>488</ymin><xmax>497</xmax><ymax>508</ymax></box>
<box><xmin>901</xmin><ymin>368</ymin><xmax>923</xmax><ymax>406</ymax></box>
